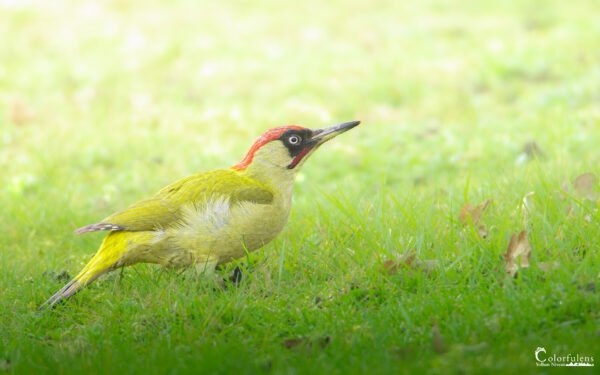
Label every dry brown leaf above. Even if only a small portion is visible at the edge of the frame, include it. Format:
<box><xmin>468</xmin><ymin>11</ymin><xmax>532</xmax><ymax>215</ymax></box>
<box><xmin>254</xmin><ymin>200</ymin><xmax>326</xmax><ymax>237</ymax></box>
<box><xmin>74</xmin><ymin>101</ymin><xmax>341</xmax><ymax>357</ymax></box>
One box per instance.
<box><xmin>431</xmin><ymin>321</ymin><xmax>447</xmax><ymax>354</ymax></box>
<box><xmin>573</xmin><ymin>173</ymin><xmax>598</xmax><ymax>200</ymax></box>
<box><xmin>283</xmin><ymin>337</ymin><xmax>306</xmax><ymax>348</ymax></box>
<box><xmin>383</xmin><ymin>251</ymin><xmax>438</xmax><ymax>275</ymax></box>
<box><xmin>522</xmin><ymin>141</ymin><xmax>544</xmax><ymax>159</ymax></box>
<box><xmin>459</xmin><ymin>199</ymin><xmax>492</xmax><ymax>226</ymax></box>
<box><xmin>478</xmin><ymin>224</ymin><xmax>489</xmax><ymax>239</ymax></box>
<box><xmin>538</xmin><ymin>261</ymin><xmax>560</xmax><ymax>273</ymax></box>
<box><xmin>283</xmin><ymin>336</ymin><xmax>331</xmax><ymax>349</ymax></box>
<box><xmin>521</xmin><ymin>192</ymin><xmax>535</xmax><ymax>212</ymax></box>
<box><xmin>416</xmin><ymin>126</ymin><xmax>440</xmax><ymax>140</ymax></box>
<box><xmin>383</xmin><ymin>260</ymin><xmax>401</xmax><ymax>275</ymax></box>
<box><xmin>383</xmin><ymin>251</ymin><xmax>417</xmax><ymax>275</ymax></box>
<box><xmin>504</xmin><ymin>230</ymin><xmax>532</xmax><ymax>277</ymax></box>
<box><xmin>520</xmin><ymin>191</ymin><xmax>535</xmax><ymax>225</ymax></box>
<box><xmin>382</xmin><ymin>259</ymin><xmax>397</xmax><ymax>274</ymax></box>
<box><xmin>10</xmin><ymin>100</ymin><xmax>35</xmax><ymax>126</ymax></box>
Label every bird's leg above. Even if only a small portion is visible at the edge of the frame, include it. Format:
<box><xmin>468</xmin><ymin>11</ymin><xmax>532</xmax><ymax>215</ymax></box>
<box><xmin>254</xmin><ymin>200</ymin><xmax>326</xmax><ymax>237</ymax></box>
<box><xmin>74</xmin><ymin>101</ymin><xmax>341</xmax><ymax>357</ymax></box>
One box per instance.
<box><xmin>193</xmin><ymin>258</ymin><xmax>217</xmax><ymax>278</ymax></box>
<box><xmin>228</xmin><ymin>266</ymin><xmax>243</xmax><ymax>286</ymax></box>
<box><xmin>118</xmin><ymin>266</ymin><xmax>125</xmax><ymax>283</ymax></box>
<box><xmin>191</xmin><ymin>256</ymin><xmax>225</xmax><ymax>289</ymax></box>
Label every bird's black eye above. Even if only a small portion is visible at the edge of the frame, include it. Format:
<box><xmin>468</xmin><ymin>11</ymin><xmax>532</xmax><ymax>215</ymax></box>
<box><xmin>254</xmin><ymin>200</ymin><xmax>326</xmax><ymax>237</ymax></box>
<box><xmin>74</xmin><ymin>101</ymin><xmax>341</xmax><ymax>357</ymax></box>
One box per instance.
<box><xmin>288</xmin><ymin>135</ymin><xmax>302</xmax><ymax>145</ymax></box>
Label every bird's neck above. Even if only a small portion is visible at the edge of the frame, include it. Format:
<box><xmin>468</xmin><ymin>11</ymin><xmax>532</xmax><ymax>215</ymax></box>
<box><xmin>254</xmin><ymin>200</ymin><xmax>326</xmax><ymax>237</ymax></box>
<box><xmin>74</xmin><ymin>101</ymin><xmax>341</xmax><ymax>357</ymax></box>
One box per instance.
<box><xmin>239</xmin><ymin>160</ymin><xmax>296</xmax><ymax>198</ymax></box>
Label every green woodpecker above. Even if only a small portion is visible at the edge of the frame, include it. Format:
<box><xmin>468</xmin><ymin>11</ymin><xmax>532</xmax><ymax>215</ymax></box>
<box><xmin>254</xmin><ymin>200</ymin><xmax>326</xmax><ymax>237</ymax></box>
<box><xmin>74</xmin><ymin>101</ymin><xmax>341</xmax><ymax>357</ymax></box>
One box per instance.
<box><xmin>43</xmin><ymin>120</ymin><xmax>360</xmax><ymax>307</ymax></box>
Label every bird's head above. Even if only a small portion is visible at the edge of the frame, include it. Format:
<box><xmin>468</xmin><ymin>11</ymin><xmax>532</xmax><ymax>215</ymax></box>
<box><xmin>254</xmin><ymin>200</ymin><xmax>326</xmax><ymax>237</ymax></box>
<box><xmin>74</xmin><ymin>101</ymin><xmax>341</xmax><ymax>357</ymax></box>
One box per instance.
<box><xmin>232</xmin><ymin>120</ymin><xmax>360</xmax><ymax>173</ymax></box>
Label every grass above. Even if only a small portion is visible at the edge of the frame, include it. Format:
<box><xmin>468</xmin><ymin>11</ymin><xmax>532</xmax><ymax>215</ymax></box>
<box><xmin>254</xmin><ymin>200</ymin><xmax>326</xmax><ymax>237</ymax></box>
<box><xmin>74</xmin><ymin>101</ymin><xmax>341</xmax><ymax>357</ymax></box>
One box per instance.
<box><xmin>1</xmin><ymin>0</ymin><xmax>599</xmax><ymax>373</ymax></box>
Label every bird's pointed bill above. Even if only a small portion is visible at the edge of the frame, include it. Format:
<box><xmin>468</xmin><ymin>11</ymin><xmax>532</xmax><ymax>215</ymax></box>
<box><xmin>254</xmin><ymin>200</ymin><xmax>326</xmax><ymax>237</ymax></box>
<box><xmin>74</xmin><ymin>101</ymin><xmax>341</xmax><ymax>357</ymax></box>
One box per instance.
<box><xmin>288</xmin><ymin>120</ymin><xmax>360</xmax><ymax>169</ymax></box>
<box><xmin>309</xmin><ymin>120</ymin><xmax>360</xmax><ymax>146</ymax></box>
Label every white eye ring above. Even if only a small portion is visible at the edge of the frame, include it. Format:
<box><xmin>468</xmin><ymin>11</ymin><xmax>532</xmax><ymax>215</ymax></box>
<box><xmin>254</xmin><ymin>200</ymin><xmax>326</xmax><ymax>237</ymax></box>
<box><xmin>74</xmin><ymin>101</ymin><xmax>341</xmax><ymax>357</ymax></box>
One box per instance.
<box><xmin>288</xmin><ymin>135</ymin><xmax>302</xmax><ymax>145</ymax></box>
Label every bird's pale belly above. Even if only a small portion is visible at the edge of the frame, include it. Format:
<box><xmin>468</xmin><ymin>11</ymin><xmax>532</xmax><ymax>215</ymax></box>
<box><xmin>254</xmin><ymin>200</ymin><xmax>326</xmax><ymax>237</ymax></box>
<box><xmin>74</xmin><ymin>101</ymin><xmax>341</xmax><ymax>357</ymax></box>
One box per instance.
<box><xmin>148</xmin><ymin>196</ymin><xmax>291</xmax><ymax>267</ymax></box>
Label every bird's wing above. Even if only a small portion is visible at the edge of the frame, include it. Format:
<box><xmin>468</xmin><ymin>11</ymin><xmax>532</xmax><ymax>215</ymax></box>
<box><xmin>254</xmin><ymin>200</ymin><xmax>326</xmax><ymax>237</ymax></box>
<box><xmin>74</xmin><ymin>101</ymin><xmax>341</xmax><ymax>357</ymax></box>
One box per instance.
<box><xmin>75</xmin><ymin>169</ymin><xmax>274</xmax><ymax>234</ymax></box>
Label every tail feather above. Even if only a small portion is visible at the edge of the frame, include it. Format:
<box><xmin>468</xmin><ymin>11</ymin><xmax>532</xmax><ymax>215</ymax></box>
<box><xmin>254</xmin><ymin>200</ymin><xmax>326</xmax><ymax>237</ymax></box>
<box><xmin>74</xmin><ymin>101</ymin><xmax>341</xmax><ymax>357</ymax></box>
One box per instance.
<box><xmin>40</xmin><ymin>232</ymin><xmax>127</xmax><ymax>309</ymax></box>
<box><xmin>41</xmin><ymin>279</ymin><xmax>82</xmax><ymax>309</ymax></box>
<box><xmin>75</xmin><ymin>222</ymin><xmax>125</xmax><ymax>235</ymax></box>
<box><xmin>40</xmin><ymin>264</ymin><xmax>111</xmax><ymax>309</ymax></box>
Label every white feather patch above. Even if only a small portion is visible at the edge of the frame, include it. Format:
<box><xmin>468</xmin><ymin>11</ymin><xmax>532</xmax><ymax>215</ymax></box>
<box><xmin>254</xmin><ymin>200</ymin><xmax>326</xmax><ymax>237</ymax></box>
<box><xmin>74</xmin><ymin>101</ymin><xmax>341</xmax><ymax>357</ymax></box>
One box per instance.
<box><xmin>179</xmin><ymin>197</ymin><xmax>231</xmax><ymax>235</ymax></box>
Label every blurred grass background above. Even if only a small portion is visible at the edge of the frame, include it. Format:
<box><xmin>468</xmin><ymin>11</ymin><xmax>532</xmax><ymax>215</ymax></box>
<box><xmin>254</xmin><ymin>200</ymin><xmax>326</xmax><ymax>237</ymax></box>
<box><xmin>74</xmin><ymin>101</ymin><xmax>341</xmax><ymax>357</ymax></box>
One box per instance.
<box><xmin>1</xmin><ymin>0</ymin><xmax>599</xmax><ymax>373</ymax></box>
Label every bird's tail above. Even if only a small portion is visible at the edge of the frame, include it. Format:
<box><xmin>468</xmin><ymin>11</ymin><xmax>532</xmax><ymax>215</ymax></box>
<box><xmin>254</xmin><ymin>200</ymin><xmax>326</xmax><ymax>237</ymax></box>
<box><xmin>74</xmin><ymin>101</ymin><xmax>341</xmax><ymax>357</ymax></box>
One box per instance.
<box><xmin>41</xmin><ymin>232</ymin><xmax>128</xmax><ymax>309</ymax></box>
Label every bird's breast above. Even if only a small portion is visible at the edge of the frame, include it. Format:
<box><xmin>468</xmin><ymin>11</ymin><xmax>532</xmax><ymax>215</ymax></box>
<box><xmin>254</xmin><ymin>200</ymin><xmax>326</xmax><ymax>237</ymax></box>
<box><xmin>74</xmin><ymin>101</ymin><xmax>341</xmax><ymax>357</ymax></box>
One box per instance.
<box><xmin>165</xmin><ymin>194</ymin><xmax>291</xmax><ymax>264</ymax></box>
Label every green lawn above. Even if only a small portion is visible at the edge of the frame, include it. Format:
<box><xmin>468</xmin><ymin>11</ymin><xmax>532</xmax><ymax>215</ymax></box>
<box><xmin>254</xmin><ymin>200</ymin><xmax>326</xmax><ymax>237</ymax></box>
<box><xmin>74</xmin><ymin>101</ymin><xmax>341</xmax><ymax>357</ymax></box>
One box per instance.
<box><xmin>1</xmin><ymin>0</ymin><xmax>599</xmax><ymax>373</ymax></box>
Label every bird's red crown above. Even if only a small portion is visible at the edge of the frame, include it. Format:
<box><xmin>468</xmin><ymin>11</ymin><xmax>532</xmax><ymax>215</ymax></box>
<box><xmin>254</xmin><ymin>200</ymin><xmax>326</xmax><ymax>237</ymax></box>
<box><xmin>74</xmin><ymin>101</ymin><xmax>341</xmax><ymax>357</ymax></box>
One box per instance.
<box><xmin>231</xmin><ymin>126</ymin><xmax>306</xmax><ymax>170</ymax></box>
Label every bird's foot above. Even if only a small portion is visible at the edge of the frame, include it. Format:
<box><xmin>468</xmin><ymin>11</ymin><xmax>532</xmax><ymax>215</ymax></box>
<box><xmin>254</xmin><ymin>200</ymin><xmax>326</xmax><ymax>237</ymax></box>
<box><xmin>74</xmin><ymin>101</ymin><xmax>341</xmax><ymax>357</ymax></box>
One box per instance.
<box><xmin>227</xmin><ymin>266</ymin><xmax>243</xmax><ymax>286</ymax></box>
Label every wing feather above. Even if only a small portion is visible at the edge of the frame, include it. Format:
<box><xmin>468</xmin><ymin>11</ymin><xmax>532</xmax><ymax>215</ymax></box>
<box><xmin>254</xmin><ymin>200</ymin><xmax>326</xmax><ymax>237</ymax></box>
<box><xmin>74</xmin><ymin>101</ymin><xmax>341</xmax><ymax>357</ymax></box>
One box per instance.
<box><xmin>75</xmin><ymin>170</ymin><xmax>273</xmax><ymax>233</ymax></box>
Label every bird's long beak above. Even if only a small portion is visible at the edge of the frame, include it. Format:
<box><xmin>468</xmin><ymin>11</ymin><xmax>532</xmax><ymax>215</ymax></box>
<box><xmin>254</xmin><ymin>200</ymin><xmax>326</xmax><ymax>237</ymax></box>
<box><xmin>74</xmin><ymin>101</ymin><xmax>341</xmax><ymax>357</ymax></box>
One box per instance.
<box><xmin>287</xmin><ymin>120</ymin><xmax>361</xmax><ymax>169</ymax></box>
<box><xmin>309</xmin><ymin>120</ymin><xmax>361</xmax><ymax>146</ymax></box>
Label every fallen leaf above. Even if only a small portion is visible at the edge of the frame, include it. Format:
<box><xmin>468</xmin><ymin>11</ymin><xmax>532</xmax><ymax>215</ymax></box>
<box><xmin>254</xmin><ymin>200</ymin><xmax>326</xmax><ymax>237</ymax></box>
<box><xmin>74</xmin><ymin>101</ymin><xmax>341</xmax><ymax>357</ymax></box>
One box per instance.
<box><xmin>282</xmin><ymin>336</ymin><xmax>331</xmax><ymax>349</ymax></box>
<box><xmin>10</xmin><ymin>100</ymin><xmax>35</xmax><ymax>126</ymax></box>
<box><xmin>538</xmin><ymin>261</ymin><xmax>560</xmax><ymax>273</ymax></box>
<box><xmin>522</xmin><ymin>141</ymin><xmax>544</xmax><ymax>160</ymax></box>
<box><xmin>383</xmin><ymin>251</ymin><xmax>438</xmax><ymax>275</ymax></box>
<box><xmin>516</xmin><ymin>141</ymin><xmax>544</xmax><ymax>164</ymax></box>
<box><xmin>573</xmin><ymin>173</ymin><xmax>598</xmax><ymax>200</ymax></box>
<box><xmin>504</xmin><ymin>230</ymin><xmax>532</xmax><ymax>277</ymax></box>
<box><xmin>382</xmin><ymin>259</ymin><xmax>396</xmax><ymax>274</ymax></box>
<box><xmin>478</xmin><ymin>224</ymin><xmax>489</xmax><ymax>239</ymax></box>
<box><xmin>521</xmin><ymin>192</ymin><xmax>535</xmax><ymax>211</ymax></box>
<box><xmin>431</xmin><ymin>321</ymin><xmax>447</xmax><ymax>354</ymax></box>
<box><xmin>520</xmin><ymin>192</ymin><xmax>535</xmax><ymax>225</ymax></box>
<box><xmin>283</xmin><ymin>337</ymin><xmax>307</xmax><ymax>348</ymax></box>
<box><xmin>459</xmin><ymin>199</ymin><xmax>492</xmax><ymax>226</ymax></box>
<box><xmin>415</xmin><ymin>126</ymin><xmax>440</xmax><ymax>140</ymax></box>
<box><xmin>383</xmin><ymin>251</ymin><xmax>416</xmax><ymax>275</ymax></box>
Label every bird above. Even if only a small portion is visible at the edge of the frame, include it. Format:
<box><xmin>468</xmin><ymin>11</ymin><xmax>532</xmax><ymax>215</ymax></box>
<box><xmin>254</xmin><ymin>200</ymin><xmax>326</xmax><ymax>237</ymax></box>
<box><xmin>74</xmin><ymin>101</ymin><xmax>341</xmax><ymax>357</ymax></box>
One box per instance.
<box><xmin>42</xmin><ymin>120</ymin><xmax>361</xmax><ymax>308</ymax></box>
